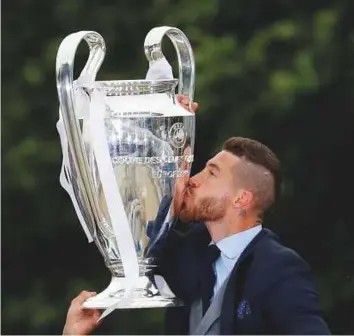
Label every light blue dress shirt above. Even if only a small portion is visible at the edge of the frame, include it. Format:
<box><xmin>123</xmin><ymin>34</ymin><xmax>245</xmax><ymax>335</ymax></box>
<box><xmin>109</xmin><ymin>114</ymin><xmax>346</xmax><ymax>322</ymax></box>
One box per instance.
<box><xmin>161</xmin><ymin>208</ymin><xmax>262</xmax><ymax>298</ymax></box>
<box><xmin>212</xmin><ymin>225</ymin><xmax>262</xmax><ymax>297</ymax></box>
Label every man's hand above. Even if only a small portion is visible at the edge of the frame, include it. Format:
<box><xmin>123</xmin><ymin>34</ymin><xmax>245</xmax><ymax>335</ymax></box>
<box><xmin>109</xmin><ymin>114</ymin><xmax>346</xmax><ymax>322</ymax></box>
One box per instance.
<box><xmin>177</xmin><ymin>95</ymin><xmax>198</xmax><ymax>112</ymax></box>
<box><xmin>63</xmin><ymin>291</ymin><xmax>102</xmax><ymax>335</ymax></box>
<box><xmin>171</xmin><ymin>177</ymin><xmax>188</xmax><ymax>218</ymax></box>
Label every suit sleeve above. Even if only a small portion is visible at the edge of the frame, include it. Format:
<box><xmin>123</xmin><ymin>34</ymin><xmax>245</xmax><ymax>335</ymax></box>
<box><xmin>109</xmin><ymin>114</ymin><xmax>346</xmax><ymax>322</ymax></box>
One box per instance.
<box><xmin>263</xmin><ymin>251</ymin><xmax>331</xmax><ymax>335</ymax></box>
<box><xmin>154</xmin><ymin>220</ymin><xmax>199</xmax><ymax>302</ymax></box>
<box><xmin>145</xmin><ymin>198</ymin><xmax>207</xmax><ymax>302</ymax></box>
<box><xmin>144</xmin><ymin>200</ymin><xmax>191</xmax><ymax>298</ymax></box>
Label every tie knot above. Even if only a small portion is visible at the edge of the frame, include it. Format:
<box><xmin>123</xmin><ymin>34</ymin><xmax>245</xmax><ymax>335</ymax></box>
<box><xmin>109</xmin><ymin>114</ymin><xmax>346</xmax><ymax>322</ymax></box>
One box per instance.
<box><xmin>207</xmin><ymin>244</ymin><xmax>221</xmax><ymax>263</ymax></box>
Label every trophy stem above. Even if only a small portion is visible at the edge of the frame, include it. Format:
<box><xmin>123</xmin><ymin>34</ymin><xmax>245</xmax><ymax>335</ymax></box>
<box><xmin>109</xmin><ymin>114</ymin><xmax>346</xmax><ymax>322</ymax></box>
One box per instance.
<box><xmin>83</xmin><ymin>259</ymin><xmax>182</xmax><ymax>309</ymax></box>
<box><xmin>107</xmin><ymin>258</ymin><xmax>156</xmax><ymax>277</ymax></box>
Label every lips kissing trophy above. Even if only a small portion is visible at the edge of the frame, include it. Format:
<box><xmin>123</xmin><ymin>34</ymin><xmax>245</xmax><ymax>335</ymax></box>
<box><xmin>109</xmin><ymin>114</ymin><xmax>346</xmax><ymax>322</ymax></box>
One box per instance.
<box><xmin>55</xmin><ymin>27</ymin><xmax>195</xmax><ymax>312</ymax></box>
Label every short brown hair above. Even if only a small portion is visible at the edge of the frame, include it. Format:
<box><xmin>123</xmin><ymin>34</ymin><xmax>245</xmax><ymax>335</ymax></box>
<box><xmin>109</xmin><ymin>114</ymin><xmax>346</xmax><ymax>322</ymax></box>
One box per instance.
<box><xmin>223</xmin><ymin>137</ymin><xmax>281</xmax><ymax>213</ymax></box>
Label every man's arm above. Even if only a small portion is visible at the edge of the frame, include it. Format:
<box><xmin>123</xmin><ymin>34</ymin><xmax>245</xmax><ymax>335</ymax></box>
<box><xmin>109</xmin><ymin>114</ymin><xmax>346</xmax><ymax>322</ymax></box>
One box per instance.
<box><xmin>263</xmin><ymin>252</ymin><xmax>331</xmax><ymax>334</ymax></box>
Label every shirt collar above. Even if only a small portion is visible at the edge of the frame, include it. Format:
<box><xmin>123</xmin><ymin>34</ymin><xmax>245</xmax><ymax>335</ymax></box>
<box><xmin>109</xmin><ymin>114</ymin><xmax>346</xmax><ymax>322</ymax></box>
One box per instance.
<box><xmin>212</xmin><ymin>225</ymin><xmax>262</xmax><ymax>260</ymax></box>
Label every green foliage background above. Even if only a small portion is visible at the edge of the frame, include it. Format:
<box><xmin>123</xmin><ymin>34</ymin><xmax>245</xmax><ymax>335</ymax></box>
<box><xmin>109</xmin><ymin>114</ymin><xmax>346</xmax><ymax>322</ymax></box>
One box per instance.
<box><xmin>2</xmin><ymin>0</ymin><xmax>354</xmax><ymax>334</ymax></box>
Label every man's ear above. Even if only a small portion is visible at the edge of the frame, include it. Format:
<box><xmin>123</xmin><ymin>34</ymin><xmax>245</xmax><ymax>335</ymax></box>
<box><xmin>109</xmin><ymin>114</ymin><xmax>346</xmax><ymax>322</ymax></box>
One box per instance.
<box><xmin>233</xmin><ymin>189</ymin><xmax>254</xmax><ymax>209</ymax></box>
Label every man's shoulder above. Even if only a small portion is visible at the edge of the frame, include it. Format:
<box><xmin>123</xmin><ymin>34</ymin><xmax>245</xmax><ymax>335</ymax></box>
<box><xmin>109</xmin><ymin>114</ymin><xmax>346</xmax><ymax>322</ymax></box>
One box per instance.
<box><xmin>235</xmin><ymin>229</ymin><xmax>313</xmax><ymax>297</ymax></box>
<box><xmin>252</xmin><ymin>228</ymin><xmax>311</xmax><ymax>275</ymax></box>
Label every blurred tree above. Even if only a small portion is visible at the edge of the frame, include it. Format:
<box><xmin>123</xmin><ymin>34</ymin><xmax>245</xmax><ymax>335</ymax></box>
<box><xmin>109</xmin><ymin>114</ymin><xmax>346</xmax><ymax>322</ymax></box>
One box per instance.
<box><xmin>2</xmin><ymin>0</ymin><xmax>354</xmax><ymax>334</ymax></box>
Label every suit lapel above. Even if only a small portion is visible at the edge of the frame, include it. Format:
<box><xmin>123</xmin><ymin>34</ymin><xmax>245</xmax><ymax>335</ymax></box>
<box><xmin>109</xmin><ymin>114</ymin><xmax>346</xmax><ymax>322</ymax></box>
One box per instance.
<box><xmin>177</xmin><ymin>224</ymin><xmax>210</xmax><ymax>303</ymax></box>
<box><xmin>220</xmin><ymin>228</ymin><xmax>269</xmax><ymax>335</ymax></box>
<box><xmin>193</xmin><ymin>273</ymin><xmax>230</xmax><ymax>335</ymax></box>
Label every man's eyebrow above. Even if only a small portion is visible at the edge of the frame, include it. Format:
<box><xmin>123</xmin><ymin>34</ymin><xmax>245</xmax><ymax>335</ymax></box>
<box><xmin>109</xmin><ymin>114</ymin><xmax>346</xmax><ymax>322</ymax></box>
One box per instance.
<box><xmin>206</xmin><ymin>162</ymin><xmax>221</xmax><ymax>171</ymax></box>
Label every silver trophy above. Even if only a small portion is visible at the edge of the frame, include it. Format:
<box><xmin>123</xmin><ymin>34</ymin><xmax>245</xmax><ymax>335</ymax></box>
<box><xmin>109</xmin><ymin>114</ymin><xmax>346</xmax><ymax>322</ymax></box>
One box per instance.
<box><xmin>56</xmin><ymin>27</ymin><xmax>195</xmax><ymax>309</ymax></box>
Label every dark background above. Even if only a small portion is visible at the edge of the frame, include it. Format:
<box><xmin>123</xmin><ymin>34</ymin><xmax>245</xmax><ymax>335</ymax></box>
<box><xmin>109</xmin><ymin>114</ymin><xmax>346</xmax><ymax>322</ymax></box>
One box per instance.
<box><xmin>2</xmin><ymin>0</ymin><xmax>354</xmax><ymax>334</ymax></box>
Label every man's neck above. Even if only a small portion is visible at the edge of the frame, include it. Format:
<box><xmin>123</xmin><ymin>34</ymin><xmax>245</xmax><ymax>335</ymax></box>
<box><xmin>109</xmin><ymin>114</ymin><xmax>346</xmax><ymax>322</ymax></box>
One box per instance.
<box><xmin>205</xmin><ymin>215</ymin><xmax>261</xmax><ymax>243</ymax></box>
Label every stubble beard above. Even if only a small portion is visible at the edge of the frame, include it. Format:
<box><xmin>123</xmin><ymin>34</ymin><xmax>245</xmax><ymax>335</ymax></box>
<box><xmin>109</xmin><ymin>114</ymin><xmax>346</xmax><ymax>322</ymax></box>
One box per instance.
<box><xmin>179</xmin><ymin>195</ymin><xmax>228</xmax><ymax>223</ymax></box>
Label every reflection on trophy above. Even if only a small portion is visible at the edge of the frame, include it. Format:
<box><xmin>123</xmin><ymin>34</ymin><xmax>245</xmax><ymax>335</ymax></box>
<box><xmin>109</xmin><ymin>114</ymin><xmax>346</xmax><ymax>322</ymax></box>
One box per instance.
<box><xmin>55</xmin><ymin>27</ymin><xmax>195</xmax><ymax>309</ymax></box>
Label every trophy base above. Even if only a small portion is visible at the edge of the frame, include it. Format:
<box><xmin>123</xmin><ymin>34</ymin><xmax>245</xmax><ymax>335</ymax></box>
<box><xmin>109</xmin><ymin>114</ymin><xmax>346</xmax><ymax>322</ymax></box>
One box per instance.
<box><xmin>83</xmin><ymin>275</ymin><xmax>182</xmax><ymax>309</ymax></box>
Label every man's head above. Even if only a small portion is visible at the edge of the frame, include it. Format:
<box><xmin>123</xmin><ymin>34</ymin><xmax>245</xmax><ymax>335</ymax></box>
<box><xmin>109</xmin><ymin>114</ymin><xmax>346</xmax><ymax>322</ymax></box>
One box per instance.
<box><xmin>178</xmin><ymin>137</ymin><xmax>280</xmax><ymax>224</ymax></box>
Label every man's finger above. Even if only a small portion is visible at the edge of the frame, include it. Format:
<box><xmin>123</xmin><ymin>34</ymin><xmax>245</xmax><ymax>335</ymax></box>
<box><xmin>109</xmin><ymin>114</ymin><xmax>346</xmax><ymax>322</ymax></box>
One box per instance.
<box><xmin>93</xmin><ymin>310</ymin><xmax>103</xmax><ymax>324</ymax></box>
<box><xmin>191</xmin><ymin>102</ymin><xmax>198</xmax><ymax>112</ymax></box>
<box><xmin>176</xmin><ymin>95</ymin><xmax>185</xmax><ymax>103</ymax></box>
<box><xmin>177</xmin><ymin>94</ymin><xmax>189</xmax><ymax>105</ymax></box>
<box><xmin>72</xmin><ymin>291</ymin><xmax>97</xmax><ymax>305</ymax></box>
<box><xmin>176</xmin><ymin>94</ymin><xmax>198</xmax><ymax>113</ymax></box>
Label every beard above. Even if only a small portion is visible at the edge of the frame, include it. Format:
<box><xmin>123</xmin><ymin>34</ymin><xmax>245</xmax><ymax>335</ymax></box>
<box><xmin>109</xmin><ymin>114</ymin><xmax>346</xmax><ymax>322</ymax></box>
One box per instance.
<box><xmin>178</xmin><ymin>193</ymin><xmax>228</xmax><ymax>223</ymax></box>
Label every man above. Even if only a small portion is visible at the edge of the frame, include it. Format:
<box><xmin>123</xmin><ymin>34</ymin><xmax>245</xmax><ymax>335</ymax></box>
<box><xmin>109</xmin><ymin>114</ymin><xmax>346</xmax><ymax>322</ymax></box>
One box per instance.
<box><xmin>63</xmin><ymin>106</ymin><xmax>330</xmax><ymax>335</ymax></box>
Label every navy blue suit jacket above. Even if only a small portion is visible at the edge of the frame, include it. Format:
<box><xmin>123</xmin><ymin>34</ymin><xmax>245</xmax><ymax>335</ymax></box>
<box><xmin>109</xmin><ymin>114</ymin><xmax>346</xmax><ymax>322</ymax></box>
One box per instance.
<box><xmin>147</xmin><ymin>198</ymin><xmax>330</xmax><ymax>335</ymax></box>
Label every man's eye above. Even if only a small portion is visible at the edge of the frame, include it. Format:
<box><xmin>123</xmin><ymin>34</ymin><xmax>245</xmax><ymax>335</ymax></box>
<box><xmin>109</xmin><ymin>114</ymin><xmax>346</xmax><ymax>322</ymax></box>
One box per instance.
<box><xmin>209</xmin><ymin>170</ymin><xmax>216</xmax><ymax>176</ymax></box>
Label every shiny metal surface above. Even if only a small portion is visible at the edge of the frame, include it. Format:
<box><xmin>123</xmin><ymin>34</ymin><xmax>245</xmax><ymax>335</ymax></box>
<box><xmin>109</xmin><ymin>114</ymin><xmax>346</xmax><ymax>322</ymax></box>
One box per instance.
<box><xmin>98</xmin><ymin>79</ymin><xmax>178</xmax><ymax>96</ymax></box>
<box><xmin>56</xmin><ymin>31</ymin><xmax>106</xmax><ymax>253</ymax></box>
<box><xmin>56</xmin><ymin>27</ymin><xmax>195</xmax><ymax>309</ymax></box>
<box><xmin>144</xmin><ymin>26</ymin><xmax>195</xmax><ymax>109</ymax></box>
<box><xmin>83</xmin><ymin>95</ymin><xmax>194</xmax><ymax>262</ymax></box>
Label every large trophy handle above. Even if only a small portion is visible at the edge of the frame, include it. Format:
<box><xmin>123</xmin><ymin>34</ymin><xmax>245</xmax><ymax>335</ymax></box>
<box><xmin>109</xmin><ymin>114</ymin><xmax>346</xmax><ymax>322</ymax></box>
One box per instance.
<box><xmin>56</xmin><ymin>31</ymin><xmax>106</xmax><ymax>237</ymax></box>
<box><xmin>144</xmin><ymin>26</ymin><xmax>196</xmax><ymax>109</ymax></box>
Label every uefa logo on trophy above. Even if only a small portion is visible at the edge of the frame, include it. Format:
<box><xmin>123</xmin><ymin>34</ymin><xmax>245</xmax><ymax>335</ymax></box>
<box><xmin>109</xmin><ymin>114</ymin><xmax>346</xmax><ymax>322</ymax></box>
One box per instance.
<box><xmin>55</xmin><ymin>26</ymin><xmax>195</xmax><ymax>310</ymax></box>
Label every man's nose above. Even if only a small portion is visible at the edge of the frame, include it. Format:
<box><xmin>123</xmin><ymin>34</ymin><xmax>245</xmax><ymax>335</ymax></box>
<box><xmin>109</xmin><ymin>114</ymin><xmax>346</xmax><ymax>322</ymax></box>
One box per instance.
<box><xmin>187</xmin><ymin>176</ymin><xmax>200</xmax><ymax>188</ymax></box>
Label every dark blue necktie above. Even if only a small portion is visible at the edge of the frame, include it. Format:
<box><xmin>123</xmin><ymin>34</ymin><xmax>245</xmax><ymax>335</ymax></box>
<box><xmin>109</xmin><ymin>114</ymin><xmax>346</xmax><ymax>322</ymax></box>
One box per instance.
<box><xmin>201</xmin><ymin>244</ymin><xmax>221</xmax><ymax>314</ymax></box>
